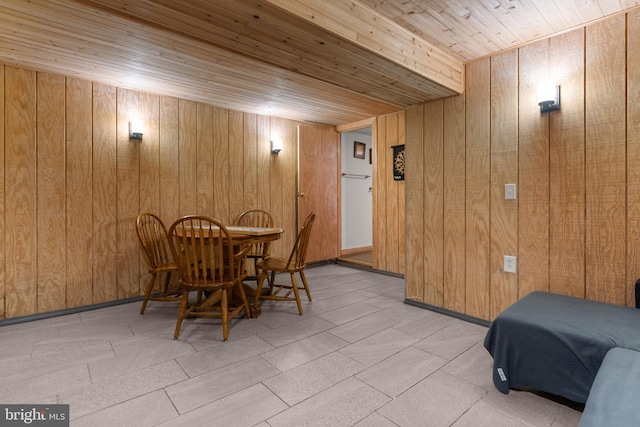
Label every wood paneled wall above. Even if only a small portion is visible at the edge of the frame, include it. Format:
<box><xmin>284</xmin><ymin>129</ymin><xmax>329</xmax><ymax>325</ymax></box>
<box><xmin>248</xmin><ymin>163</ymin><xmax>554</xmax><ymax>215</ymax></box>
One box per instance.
<box><xmin>406</xmin><ymin>10</ymin><xmax>640</xmax><ymax>320</ymax></box>
<box><xmin>0</xmin><ymin>63</ymin><xmax>300</xmax><ymax>320</ymax></box>
<box><xmin>373</xmin><ymin>111</ymin><xmax>405</xmax><ymax>275</ymax></box>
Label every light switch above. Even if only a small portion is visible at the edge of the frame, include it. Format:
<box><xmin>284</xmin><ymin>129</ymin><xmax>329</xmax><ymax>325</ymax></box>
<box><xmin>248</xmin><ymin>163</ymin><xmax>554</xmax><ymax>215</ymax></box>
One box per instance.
<box><xmin>504</xmin><ymin>256</ymin><xmax>517</xmax><ymax>273</ymax></box>
<box><xmin>505</xmin><ymin>184</ymin><xmax>516</xmax><ymax>200</ymax></box>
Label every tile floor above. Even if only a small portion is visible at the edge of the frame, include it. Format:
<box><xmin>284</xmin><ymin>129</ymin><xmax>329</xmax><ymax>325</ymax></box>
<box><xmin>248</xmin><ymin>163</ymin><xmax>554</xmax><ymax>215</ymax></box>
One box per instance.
<box><xmin>0</xmin><ymin>264</ymin><xmax>583</xmax><ymax>426</ymax></box>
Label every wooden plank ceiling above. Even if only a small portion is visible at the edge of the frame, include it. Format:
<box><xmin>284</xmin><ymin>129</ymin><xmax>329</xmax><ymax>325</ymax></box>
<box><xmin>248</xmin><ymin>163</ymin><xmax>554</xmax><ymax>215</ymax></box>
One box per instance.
<box><xmin>0</xmin><ymin>0</ymin><xmax>637</xmax><ymax>126</ymax></box>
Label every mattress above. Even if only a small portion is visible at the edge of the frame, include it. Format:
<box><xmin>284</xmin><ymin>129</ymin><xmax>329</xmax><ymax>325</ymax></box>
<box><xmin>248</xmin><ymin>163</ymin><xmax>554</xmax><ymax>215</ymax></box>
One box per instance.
<box><xmin>483</xmin><ymin>291</ymin><xmax>640</xmax><ymax>403</ymax></box>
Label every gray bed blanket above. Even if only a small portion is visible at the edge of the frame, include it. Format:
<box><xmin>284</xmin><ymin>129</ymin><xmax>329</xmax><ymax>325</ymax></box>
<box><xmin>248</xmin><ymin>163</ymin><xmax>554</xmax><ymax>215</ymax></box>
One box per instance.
<box><xmin>483</xmin><ymin>291</ymin><xmax>640</xmax><ymax>403</ymax></box>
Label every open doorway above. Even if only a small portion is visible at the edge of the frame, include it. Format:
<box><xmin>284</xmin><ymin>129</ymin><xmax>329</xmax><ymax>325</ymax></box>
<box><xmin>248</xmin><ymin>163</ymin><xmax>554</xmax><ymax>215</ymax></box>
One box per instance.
<box><xmin>338</xmin><ymin>127</ymin><xmax>372</xmax><ymax>266</ymax></box>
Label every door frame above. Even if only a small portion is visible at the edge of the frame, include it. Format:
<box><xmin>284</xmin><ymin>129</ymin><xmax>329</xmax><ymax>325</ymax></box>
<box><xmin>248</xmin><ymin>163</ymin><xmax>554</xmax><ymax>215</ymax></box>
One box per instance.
<box><xmin>336</xmin><ymin>117</ymin><xmax>377</xmax><ymax>261</ymax></box>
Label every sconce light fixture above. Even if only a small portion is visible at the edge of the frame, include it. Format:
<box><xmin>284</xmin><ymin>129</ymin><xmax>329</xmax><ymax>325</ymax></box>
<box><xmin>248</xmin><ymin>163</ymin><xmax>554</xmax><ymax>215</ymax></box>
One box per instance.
<box><xmin>271</xmin><ymin>139</ymin><xmax>283</xmax><ymax>155</ymax></box>
<box><xmin>129</xmin><ymin>120</ymin><xmax>144</xmax><ymax>140</ymax></box>
<box><xmin>537</xmin><ymin>84</ymin><xmax>560</xmax><ymax>113</ymax></box>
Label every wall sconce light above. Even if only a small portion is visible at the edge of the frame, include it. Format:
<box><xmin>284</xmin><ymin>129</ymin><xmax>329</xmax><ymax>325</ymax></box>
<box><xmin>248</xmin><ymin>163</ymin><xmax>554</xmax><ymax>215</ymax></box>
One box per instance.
<box><xmin>129</xmin><ymin>120</ymin><xmax>144</xmax><ymax>140</ymax></box>
<box><xmin>537</xmin><ymin>84</ymin><xmax>560</xmax><ymax>113</ymax></box>
<box><xmin>271</xmin><ymin>139</ymin><xmax>283</xmax><ymax>155</ymax></box>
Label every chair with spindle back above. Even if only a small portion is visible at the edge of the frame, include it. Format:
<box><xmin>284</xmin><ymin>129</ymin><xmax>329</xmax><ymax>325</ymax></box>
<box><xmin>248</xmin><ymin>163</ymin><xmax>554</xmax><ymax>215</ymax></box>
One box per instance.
<box><xmin>135</xmin><ymin>212</ymin><xmax>180</xmax><ymax>314</ymax></box>
<box><xmin>168</xmin><ymin>215</ymin><xmax>251</xmax><ymax>341</ymax></box>
<box><xmin>233</xmin><ymin>209</ymin><xmax>274</xmax><ymax>281</ymax></box>
<box><xmin>253</xmin><ymin>212</ymin><xmax>315</xmax><ymax>315</ymax></box>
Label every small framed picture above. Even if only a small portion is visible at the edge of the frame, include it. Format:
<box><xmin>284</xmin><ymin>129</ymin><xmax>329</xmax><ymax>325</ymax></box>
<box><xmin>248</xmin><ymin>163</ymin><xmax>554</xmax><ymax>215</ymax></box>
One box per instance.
<box><xmin>353</xmin><ymin>141</ymin><xmax>366</xmax><ymax>159</ymax></box>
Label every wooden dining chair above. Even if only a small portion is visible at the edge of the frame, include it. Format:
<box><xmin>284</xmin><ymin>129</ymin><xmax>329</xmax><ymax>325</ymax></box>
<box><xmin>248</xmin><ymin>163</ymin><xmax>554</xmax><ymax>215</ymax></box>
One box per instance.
<box><xmin>233</xmin><ymin>209</ymin><xmax>274</xmax><ymax>281</ymax></box>
<box><xmin>135</xmin><ymin>212</ymin><xmax>180</xmax><ymax>314</ymax></box>
<box><xmin>253</xmin><ymin>212</ymin><xmax>315</xmax><ymax>315</ymax></box>
<box><xmin>168</xmin><ymin>215</ymin><xmax>252</xmax><ymax>341</ymax></box>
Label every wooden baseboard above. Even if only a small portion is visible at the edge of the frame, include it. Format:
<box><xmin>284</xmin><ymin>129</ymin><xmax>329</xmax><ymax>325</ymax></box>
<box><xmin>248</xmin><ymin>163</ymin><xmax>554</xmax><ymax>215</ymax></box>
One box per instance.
<box><xmin>340</xmin><ymin>246</ymin><xmax>372</xmax><ymax>256</ymax></box>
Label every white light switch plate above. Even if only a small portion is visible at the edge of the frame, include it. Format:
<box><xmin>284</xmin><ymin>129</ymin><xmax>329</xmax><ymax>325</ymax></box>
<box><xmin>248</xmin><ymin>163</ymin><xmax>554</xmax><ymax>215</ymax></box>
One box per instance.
<box><xmin>505</xmin><ymin>184</ymin><xmax>516</xmax><ymax>200</ymax></box>
<box><xmin>504</xmin><ymin>256</ymin><xmax>516</xmax><ymax>273</ymax></box>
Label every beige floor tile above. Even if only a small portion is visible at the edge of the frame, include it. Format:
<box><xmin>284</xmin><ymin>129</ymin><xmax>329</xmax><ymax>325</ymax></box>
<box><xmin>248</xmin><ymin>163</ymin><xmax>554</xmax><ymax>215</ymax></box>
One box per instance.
<box><xmin>356</xmin><ymin>347</ymin><xmax>447</xmax><ymax>398</ymax></box>
<box><xmin>339</xmin><ymin>328</ymin><xmax>418</xmax><ymax>367</ymax></box>
<box><xmin>377</xmin><ymin>370</ymin><xmax>486</xmax><ymax>426</ymax></box>
<box><xmin>388</xmin><ymin>310</ymin><xmax>455</xmax><ymax>339</ymax></box>
<box><xmin>258</xmin><ymin>316</ymin><xmax>335</xmax><ymax>347</ymax></box>
<box><xmin>452</xmin><ymin>400</ymin><xmax>530</xmax><ymax>427</ymax></box>
<box><xmin>413</xmin><ymin>320</ymin><xmax>488</xmax><ymax>360</ymax></box>
<box><xmin>328</xmin><ymin>311</ymin><xmax>400</xmax><ymax>343</ymax></box>
<box><xmin>354</xmin><ymin>412</ymin><xmax>399</xmax><ymax>426</ymax></box>
<box><xmin>266</xmin><ymin>377</ymin><xmax>390</xmax><ymax>427</ymax></box>
<box><xmin>441</xmin><ymin>341</ymin><xmax>495</xmax><ymax>389</ymax></box>
<box><xmin>261</xmin><ymin>331</ymin><xmax>349</xmax><ymax>372</ymax></box>
<box><xmin>60</xmin><ymin>360</ymin><xmax>187</xmax><ymax>419</ymax></box>
<box><xmin>480</xmin><ymin>387</ymin><xmax>575</xmax><ymax>427</ymax></box>
<box><xmin>263</xmin><ymin>352</ymin><xmax>365</xmax><ymax>406</ymax></box>
<box><xmin>0</xmin><ymin>264</ymin><xmax>583</xmax><ymax>426</ymax></box>
<box><xmin>175</xmin><ymin>335</ymin><xmax>273</xmax><ymax>377</ymax></box>
<box><xmin>88</xmin><ymin>334</ymin><xmax>195</xmax><ymax>383</ymax></box>
<box><xmin>315</xmin><ymin>290</ymin><xmax>380</xmax><ymax>313</ymax></box>
<box><xmin>318</xmin><ymin>301</ymin><xmax>382</xmax><ymax>325</ymax></box>
<box><xmin>166</xmin><ymin>355</ymin><xmax>280</xmax><ymax>414</ymax></box>
<box><xmin>71</xmin><ymin>389</ymin><xmax>178</xmax><ymax>427</ymax></box>
<box><xmin>158</xmin><ymin>383</ymin><xmax>287</xmax><ymax>427</ymax></box>
<box><xmin>0</xmin><ymin>363</ymin><xmax>90</xmax><ymax>404</ymax></box>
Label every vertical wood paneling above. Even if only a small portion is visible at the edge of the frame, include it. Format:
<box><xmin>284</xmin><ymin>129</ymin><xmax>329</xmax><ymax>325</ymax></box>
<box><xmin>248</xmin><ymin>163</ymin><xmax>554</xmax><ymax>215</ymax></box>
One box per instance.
<box><xmin>213</xmin><ymin>107</ymin><xmax>230</xmax><ymax>223</ymax></box>
<box><xmin>585</xmin><ymin>15</ymin><xmax>627</xmax><ymax>305</ymax></box>
<box><xmin>196</xmin><ymin>102</ymin><xmax>214</xmax><ymax>216</ymax></box>
<box><xmin>281</xmin><ymin>119</ymin><xmax>297</xmax><ymax>253</ymax></box>
<box><xmin>0</xmin><ymin>62</ymin><xmax>304</xmax><ymax>321</ymax></box>
<box><xmin>5</xmin><ymin>66</ymin><xmax>37</xmax><ymax>318</ymax></box>
<box><xmin>257</xmin><ymin>115</ymin><xmax>271</xmax><ymax>211</ymax></box>
<box><xmin>443</xmin><ymin>95</ymin><xmax>466</xmax><ymax>313</ymax></box>
<box><xmin>489</xmin><ymin>50</ymin><xmax>519</xmax><ymax>319</ymax></box>
<box><xmin>404</xmin><ymin>104</ymin><xmax>424</xmax><ymax>299</ymax></box>
<box><xmin>139</xmin><ymin>93</ymin><xmax>161</xmax><ymax>214</ymax></box>
<box><xmin>385</xmin><ymin>113</ymin><xmax>400</xmax><ymax>274</ymax></box>
<box><xmin>397</xmin><ymin>110</ymin><xmax>406</xmax><ymax>274</ymax></box>
<box><xmin>370</xmin><ymin>110</ymin><xmax>405</xmax><ymax>276</ymax></box>
<box><xmin>268</xmin><ymin>117</ymin><xmax>284</xmax><ymax>254</ymax></box>
<box><xmin>549</xmin><ymin>29</ymin><xmax>586</xmax><ymax>298</ymax></box>
<box><xmin>138</xmin><ymin>92</ymin><xmax>160</xmax><ymax>293</ymax></box>
<box><xmin>422</xmin><ymin>101</ymin><xmax>444</xmax><ymax>306</ymax></box>
<box><xmin>116</xmin><ymin>88</ymin><xmax>140</xmax><ymax>299</ymax></box>
<box><xmin>0</xmin><ymin>65</ymin><xmax>4</xmax><ymax>318</ymax></box>
<box><xmin>179</xmin><ymin>100</ymin><xmax>197</xmax><ymax>216</ymax></box>
<box><xmin>465</xmin><ymin>58</ymin><xmax>491</xmax><ymax>319</ymax></box>
<box><xmin>66</xmin><ymin>78</ymin><xmax>93</xmax><ymax>306</ymax></box>
<box><xmin>243</xmin><ymin>113</ymin><xmax>258</xmax><ymax>213</ymax></box>
<box><xmin>228</xmin><ymin>111</ymin><xmax>245</xmax><ymax>221</ymax></box>
<box><xmin>92</xmin><ymin>83</ymin><xmax>118</xmax><ymax>303</ymax></box>
<box><xmin>159</xmin><ymin>96</ymin><xmax>180</xmax><ymax>224</ymax></box>
<box><xmin>36</xmin><ymin>72</ymin><xmax>66</xmax><ymax>313</ymax></box>
<box><xmin>375</xmin><ymin>116</ymin><xmax>387</xmax><ymax>271</ymax></box>
<box><xmin>628</xmin><ymin>10</ymin><xmax>640</xmax><ymax>306</ymax></box>
<box><xmin>518</xmin><ymin>41</ymin><xmax>550</xmax><ymax>298</ymax></box>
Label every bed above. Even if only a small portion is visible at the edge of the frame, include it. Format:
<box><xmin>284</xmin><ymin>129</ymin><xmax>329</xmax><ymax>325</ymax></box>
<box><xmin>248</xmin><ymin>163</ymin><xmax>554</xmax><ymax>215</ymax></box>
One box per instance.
<box><xmin>483</xmin><ymin>291</ymin><xmax>640</xmax><ymax>403</ymax></box>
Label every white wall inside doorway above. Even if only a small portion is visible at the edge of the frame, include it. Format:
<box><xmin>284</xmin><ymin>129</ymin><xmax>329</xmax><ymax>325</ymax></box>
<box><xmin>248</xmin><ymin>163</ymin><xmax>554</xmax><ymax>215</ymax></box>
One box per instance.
<box><xmin>341</xmin><ymin>129</ymin><xmax>372</xmax><ymax>251</ymax></box>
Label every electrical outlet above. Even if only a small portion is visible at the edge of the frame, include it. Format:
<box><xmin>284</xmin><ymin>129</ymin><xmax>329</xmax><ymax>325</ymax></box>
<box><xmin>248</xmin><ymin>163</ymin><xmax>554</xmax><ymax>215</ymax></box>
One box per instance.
<box><xmin>504</xmin><ymin>256</ymin><xmax>517</xmax><ymax>273</ymax></box>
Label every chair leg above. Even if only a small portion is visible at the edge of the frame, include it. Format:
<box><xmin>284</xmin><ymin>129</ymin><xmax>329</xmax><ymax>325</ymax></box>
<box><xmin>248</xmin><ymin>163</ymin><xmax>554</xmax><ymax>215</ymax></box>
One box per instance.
<box><xmin>290</xmin><ymin>273</ymin><xmax>303</xmax><ymax>315</ymax></box>
<box><xmin>300</xmin><ymin>270</ymin><xmax>312</xmax><ymax>301</ymax></box>
<box><xmin>236</xmin><ymin>281</ymin><xmax>252</xmax><ymax>319</ymax></box>
<box><xmin>140</xmin><ymin>272</ymin><xmax>157</xmax><ymax>314</ymax></box>
<box><xmin>161</xmin><ymin>271</ymin><xmax>172</xmax><ymax>295</ymax></box>
<box><xmin>174</xmin><ymin>289</ymin><xmax>189</xmax><ymax>339</ymax></box>
<box><xmin>254</xmin><ymin>270</ymin><xmax>267</xmax><ymax>308</ymax></box>
<box><xmin>221</xmin><ymin>289</ymin><xmax>229</xmax><ymax>341</ymax></box>
<box><xmin>268</xmin><ymin>271</ymin><xmax>276</xmax><ymax>293</ymax></box>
